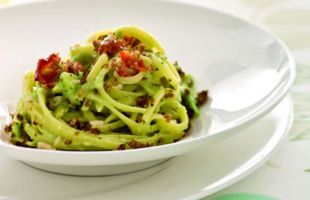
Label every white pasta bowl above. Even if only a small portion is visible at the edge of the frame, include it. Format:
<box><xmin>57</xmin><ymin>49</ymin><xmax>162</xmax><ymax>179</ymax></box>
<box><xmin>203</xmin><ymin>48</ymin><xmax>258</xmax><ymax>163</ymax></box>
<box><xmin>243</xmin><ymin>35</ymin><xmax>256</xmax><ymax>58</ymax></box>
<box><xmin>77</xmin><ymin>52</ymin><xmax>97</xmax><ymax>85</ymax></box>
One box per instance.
<box><xmin>0</xmin><ymin>0</ymin><xmax>295</xmax><ymax>176</ymax></box>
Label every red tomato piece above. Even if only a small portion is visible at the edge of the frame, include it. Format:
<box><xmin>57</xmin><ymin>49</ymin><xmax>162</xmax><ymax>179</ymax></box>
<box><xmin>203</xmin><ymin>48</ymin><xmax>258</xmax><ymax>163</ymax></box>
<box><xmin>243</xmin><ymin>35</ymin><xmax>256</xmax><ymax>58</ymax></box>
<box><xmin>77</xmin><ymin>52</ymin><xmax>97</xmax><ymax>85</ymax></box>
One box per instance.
<box><xmin>35</xmin><ymin>53</ymin><xmax>61</xmax><ymax>88</ymax></box>
<box><xmin>118</xmin><ymin>50</ymin><xmax>149</xmax><ymax>77</ymax></box>
<box><xmin>119</xmin><ymin>50</ymin><xmax>133</xmax><ymax>64</ymax></box>
<box><xmin>97</xmin><ymin>38</ymin><xmax>124</xmax><ymax>56</ymax></box>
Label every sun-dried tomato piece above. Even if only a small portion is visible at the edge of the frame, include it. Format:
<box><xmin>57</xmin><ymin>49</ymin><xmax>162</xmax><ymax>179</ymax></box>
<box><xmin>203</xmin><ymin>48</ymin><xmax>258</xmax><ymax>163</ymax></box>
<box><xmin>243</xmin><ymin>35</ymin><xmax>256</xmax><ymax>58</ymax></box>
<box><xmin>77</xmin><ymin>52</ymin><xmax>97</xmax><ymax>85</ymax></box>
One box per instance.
<box><xmin>62</xmin><ymin>61</ymin><xmax>86</xmax><ymax>75</ymax></box>
<box><xmin>117</xmin><ymin>65</ymin><xmax>137</xmax><ymax>77</ymax></box>
<box><xmin>117</xmin><ymin>50</ymin><xmax>149</xmax><ymax>76</ymax></box>
<box><xmin>123</xmin><ymin>35</ymin><xmax>133</xmax><ymax>42</ymax></box>
<box><xmin>97</xmin><ymin>37</ymin><xmax>125</xmax><ymax>56</ymax></box>
<box><xmin>119</xmin><ymin>50</ymin><xmax>131</xmax><ymax>61</ymax></box>
<box><xmin>35</xmin><ymin>53</ymin><xmax>61</xmax><ymax>88</ymax></box>
<box><xmin>196</xmin><ymin>90</ymin><xmax>208</xmax><ymax>106</ymax></box>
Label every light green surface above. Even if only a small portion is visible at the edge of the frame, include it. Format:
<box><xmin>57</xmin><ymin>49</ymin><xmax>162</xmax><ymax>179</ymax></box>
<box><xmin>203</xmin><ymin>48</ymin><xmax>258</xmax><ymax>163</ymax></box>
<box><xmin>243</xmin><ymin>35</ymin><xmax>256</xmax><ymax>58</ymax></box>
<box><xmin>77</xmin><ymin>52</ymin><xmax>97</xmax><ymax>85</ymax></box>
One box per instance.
<box><xmin>0</xmin><ymin>0</ymin><xmax>9</xmax><ymax>5</ymax></box>
<box><xmin>210</xmin><ymin>193</ymin><xmax>280</xmax><ymax>200</ymax></box>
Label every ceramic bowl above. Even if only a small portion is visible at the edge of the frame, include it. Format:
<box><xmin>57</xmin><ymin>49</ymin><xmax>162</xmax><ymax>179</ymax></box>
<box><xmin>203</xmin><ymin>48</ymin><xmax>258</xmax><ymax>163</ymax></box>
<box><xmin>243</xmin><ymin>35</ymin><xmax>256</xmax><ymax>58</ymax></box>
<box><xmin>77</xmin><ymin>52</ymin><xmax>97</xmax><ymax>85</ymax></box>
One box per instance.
<box><xmin>0</xmin><ymin>0</ymin><xmax>295</xmax><ymax>176</ymax></box>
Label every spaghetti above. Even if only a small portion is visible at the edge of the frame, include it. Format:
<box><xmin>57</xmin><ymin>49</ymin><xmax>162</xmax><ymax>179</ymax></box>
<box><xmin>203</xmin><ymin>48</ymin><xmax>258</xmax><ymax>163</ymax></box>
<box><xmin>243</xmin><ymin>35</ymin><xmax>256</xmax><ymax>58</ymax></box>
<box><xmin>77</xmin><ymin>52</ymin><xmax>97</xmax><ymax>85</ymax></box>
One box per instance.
<box><xmin>6</xmin><ymin>26</ymin><xmax>207</xmax><ymax>150</ymax></box>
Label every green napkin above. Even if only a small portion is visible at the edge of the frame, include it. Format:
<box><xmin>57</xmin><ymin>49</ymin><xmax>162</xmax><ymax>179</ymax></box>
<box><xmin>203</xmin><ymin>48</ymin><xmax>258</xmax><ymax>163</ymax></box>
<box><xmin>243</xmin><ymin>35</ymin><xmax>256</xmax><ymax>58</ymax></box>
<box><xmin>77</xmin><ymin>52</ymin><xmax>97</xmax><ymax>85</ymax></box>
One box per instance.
<box><xmin>210</xmin><ymin>193</ymin><xmax>281</xmax><ymax>200</ymax></box>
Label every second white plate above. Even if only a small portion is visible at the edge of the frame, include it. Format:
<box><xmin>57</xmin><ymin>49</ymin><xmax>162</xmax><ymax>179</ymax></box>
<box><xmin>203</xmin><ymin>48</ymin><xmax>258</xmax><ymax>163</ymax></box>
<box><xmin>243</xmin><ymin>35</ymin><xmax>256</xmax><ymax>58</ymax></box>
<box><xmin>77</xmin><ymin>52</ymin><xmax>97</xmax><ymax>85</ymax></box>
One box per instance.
<box><xmin>0</xmin><ymin>96</ymin><xmax>293</xmax><ymax>200</ymax></box>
